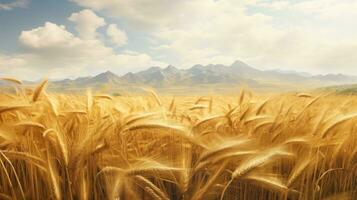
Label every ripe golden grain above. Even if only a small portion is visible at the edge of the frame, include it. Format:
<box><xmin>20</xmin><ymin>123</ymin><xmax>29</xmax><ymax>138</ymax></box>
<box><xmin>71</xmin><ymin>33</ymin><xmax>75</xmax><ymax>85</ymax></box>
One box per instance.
<box><xmin>1</xmin><ymin>77</ymin><xmax>23</xmax><ymax>85</ymax></box>
<box><xmin>0</xmin><ymin>84</ymin><xmax>355</xmax><ymax>199</ymax></box>
<box><xmin>32</xmin><ymin>80</ymin><xmax>48</xmax><ymax>102</ymax></box>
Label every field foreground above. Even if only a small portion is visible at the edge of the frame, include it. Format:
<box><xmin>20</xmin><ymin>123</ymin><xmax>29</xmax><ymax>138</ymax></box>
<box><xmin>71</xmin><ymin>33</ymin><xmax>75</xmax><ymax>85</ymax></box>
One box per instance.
<box><xmin>0</xmin><ymin>82</ymin><xmax>356</xmax><ymax>199</ymax></box>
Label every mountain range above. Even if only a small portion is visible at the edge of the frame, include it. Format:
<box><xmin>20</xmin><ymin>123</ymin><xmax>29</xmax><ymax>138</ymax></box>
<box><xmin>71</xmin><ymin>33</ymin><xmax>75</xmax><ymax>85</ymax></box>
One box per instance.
<box><xmin>3</xmin><ymin>60</ymin><xmax>357</xmax><ymax>93</ymax></box>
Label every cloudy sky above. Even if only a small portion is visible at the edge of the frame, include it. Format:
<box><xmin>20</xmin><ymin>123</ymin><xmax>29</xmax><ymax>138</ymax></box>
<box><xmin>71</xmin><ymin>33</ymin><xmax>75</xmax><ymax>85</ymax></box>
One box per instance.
<box><xmin>0</xmin><ymin>0</ymin><xmax>357</xmax><ymax>80</ymax></box>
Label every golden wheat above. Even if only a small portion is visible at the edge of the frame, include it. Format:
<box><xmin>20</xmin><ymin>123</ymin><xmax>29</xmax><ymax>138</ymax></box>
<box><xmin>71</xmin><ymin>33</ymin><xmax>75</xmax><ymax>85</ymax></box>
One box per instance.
<box><xmin>0</xmin><ymin>82</ymin><xmax>355</xmax><ymax>199</ymax></box>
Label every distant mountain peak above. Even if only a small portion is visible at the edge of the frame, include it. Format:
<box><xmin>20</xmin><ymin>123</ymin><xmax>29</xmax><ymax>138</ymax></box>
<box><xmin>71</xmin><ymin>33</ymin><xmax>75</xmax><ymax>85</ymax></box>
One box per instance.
<box><xmin>190</xmin><ymin>64</ymin><xmax>205</xmax><ymax>71</ymax></box>
<box><xmin>47</xmin><ymin>60</ymin><xmax>357</xmax><ymax>91</ymax></box>
<box><xmin>192</xmin><ymin>64</ymin><xmax>204</xmax><ymax>68</ymax></box>
<box><xmin>101</xmin><ymin>70</ymin><xmax>117</xmax><ymax>76</ymax></box>
<box><xmin>145</xmin><ymin>66</ymin><xmax>162</xmax><ymax>72</ymax></box>
<box><xmin>231</xmin><ymin>60</ymin><xmax>249</xmax><ymax>67</ymax></box>
<box><xmin>91</xmin><ymin>70</ymin><xmax>120</xmax><ymax>83</ymax></box>
<box><xmin>164</xmin><ymin>65</ymin><xmax>177</xmax><ymax>70</ymax></box>
<box><xmin>124</xmin><ymin>72</ymin><xmax>134</xmax><ymax>76</ymax></box>
<box><xmin>162</xmin><ymin>65</ymin><xmax>179</xmax><ymax>74</ymax></box>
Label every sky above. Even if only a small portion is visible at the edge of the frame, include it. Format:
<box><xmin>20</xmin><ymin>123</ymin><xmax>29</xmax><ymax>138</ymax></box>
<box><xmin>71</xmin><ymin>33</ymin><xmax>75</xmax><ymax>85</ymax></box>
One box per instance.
<box><xmin>0</xmin><ymin>0</ymin><xmax>357</xmax><ymax>80</ymax></box>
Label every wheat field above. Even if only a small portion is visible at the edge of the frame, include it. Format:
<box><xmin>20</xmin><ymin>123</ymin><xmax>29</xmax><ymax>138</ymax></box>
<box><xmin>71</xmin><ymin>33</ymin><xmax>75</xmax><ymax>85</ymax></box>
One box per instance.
<box><xmin>0</xmin><ymin>79</ymin><xmax>356</xmax><ymax>200</ymax></box>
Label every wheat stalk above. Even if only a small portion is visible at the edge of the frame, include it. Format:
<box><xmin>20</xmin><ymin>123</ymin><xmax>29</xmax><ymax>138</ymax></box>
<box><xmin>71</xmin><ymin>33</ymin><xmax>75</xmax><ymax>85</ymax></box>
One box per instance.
<box><xmin>32</xmin><ymin>79</ymin><xmax>48</xmax><ymax>102</ymax></box>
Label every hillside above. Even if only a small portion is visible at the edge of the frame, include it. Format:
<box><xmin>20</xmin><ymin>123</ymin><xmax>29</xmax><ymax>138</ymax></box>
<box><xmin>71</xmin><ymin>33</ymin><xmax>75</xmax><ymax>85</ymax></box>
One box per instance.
<box><xmin>2</xmin><ymin>60</ymin><xmax>357</xmax><ymax>94</ymax></box>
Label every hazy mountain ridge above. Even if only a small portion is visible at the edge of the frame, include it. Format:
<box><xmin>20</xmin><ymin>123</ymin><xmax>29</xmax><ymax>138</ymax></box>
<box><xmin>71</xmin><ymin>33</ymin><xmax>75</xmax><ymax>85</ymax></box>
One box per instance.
<box><xmin>48</xmin><ymin>60</ymin><xmax>357</xmax><ymax>91</ymax></box>
<box><xmin>3</xmin><ymin>60</ymin><xmax>357</xmax><ymax>92</ymax></box>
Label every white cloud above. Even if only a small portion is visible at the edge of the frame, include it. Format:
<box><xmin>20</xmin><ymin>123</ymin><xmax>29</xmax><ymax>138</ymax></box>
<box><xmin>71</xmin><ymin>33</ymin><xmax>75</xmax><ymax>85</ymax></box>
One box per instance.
<box><xmin>106</xmin><ymin>24</ymin><xmax>128</xmax><ymax>47</ymax></box>
<box><xmin>0</xmin><ymin>0</ymin><xmax>28</xmax><ymax>10</ymax></box>
<box><xmin>258</xmin><ymin>0</ymin><xmax>290</xmax><ymax>10</ymax></box>
<box><xmin>18</xmin><ymin>21</ymin><xmax>112</xmax><ymax>60</ymax></box>
<box><xmin>258</xmin><ymin>0</ymin><xmax>357</xmax><ymax>20</ymax></box>
<box><xmin>71</xmin><ymin>0</ymin><xmax>187</xmax><ymax>28</ymax></box>
<box><xmin>71</xmin><ymin>0</ymin><xmax>257</xmax><ymax>29</ymax></box>
<box><xmin>71</xmin><ymin>0</ymin><xmax>357</xmax><ymax>75</ymax></box>
<box><xmin>3</xmin><ymin>1</ymin><xmax>357</xmax><ymax>79</ymax></box>
<box><xmin>0</xmin><ymin>9</ymin><xmax>165</xmax><ymax>80</ymax></box>
<box><xmin>0</xmin><ymin>54</ymin><xmax>26</xmax><ymax>67</ymax></box>
<box><xmin>19</xmin><ymin>22</ymin><xmax>80</xmax><ymax>49</ymax></box>
<box><xmin>68</xmin><ymin>9</ymin><xmax>106</xmax><ymax>39</ymax></box>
